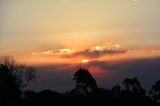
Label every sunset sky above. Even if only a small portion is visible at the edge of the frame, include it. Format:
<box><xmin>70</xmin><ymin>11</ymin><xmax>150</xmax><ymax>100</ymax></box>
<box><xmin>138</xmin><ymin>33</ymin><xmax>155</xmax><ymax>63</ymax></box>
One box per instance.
<box><xmin>1</xmin><ymin>0</ymin><xmax>160</xmax><ymax>92</ymax></box>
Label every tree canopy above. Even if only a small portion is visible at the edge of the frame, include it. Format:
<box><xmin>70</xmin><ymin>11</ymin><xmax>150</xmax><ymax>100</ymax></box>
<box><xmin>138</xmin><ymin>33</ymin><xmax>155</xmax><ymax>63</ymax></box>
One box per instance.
<box><xmin>72</xmin><ymin>68</ymin><xmax>97</xmax><ymax>95</ymax></box>
<box><xmin>0</xmin><ymin>57</ymin><xmax>36</xmax><ymax>106</ymax></box>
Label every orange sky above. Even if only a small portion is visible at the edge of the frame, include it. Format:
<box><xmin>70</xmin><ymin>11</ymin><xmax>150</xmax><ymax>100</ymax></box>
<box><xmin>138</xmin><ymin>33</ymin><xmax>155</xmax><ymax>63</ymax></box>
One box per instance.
<box><xmin>1</xmin><ymin>0</ymin><xmax>160</xmax><ymax>65</ymax></box>
<box><xmin>13</xmin><ymin>45</ymin><xmax>160</xmax><ymax>65</ymax></box>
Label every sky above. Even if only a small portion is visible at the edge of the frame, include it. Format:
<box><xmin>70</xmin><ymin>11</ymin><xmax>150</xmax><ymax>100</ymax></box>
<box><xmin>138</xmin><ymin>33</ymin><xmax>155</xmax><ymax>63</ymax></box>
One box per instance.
<box><xmin>1</xmin><ymin>0</ymin><xmax>160</xmax><ymax>92</ymax></box>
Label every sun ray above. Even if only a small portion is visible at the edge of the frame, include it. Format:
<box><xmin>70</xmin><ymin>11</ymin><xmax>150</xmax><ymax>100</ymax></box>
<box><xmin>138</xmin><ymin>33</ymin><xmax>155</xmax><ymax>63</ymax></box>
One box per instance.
<box><xmin>81</xmin><ymin>59</ymin><xmax>89</xmax><ymax>63</ymax></box>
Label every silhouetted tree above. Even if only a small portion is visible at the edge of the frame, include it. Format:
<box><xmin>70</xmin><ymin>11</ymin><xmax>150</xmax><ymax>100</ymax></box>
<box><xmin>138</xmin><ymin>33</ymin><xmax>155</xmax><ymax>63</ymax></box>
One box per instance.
<box><xmin>0</xmin><ymin>57</ymin><xmax>36</xmax><ymax>106</ymax></box>
<box><xmin>123</xmin><ymin>77</ymin><xmax>146</xmax><ymax>95</ymax></box>
<box><xmin>72</xmin><ymin>68</ymin><xmax>97</xmax><ymax>95</ymax></box>
<box><xmin>1</xmin><ymin>57</ymin><xmax>36</xmax><ymax>87</ymax></box>
<box><xmin>150</xmin><ymin>80</ymin><xmax>160</xmax><ymax>103</ymax></box>
<box><xmin>121</xmin><ymin>77</ymin><xmax>152</xmax><ymax>105</ymax></box>
<box><xmin>0</xmin><ymin>64</ymin><xmax>21</xmax><ymax>106</ymax></box>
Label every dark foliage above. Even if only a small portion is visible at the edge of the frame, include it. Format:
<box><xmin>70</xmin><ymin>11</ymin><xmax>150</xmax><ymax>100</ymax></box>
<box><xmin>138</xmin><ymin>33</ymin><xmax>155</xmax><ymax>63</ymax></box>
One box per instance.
<box><xmin>23</xmin><ymin>68</ymin><xmax>159</xmax><ymax>106</ymax></box>
<box><xmin>150</xmin><ymin>80</ymin><xmax>160</xmax><ymax>104</ymax></box>
<box><xmin>0</xmin><ymin>57</ymin><xmax>36</xmax><ymax>106</ymax></box>
<box><xmin>71</xmin><ymin>68</ymin><xmax>97</xmax><ymax>95</ymax></box>
<box><xmin>23</xmin><ymin>90</ymin><xmax>64</xmax><ymax>106</ymax></box>
<box><xmin>0</xmin><ymin>64</ymin><xmax>21</xmax><ymax>106</ymax></box>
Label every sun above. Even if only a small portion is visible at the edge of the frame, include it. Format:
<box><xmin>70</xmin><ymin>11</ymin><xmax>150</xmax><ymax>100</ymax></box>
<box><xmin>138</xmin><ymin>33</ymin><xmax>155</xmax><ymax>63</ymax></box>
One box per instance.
<box><xmin>81</xmin><ymin>59</ymin><xmax>89</xmax><ymax>63</ymax></box>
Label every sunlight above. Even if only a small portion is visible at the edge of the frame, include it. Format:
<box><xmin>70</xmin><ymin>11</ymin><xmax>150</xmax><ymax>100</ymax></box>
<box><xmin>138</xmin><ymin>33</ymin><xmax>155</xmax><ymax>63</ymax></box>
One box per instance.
<box><xmin>81</xmin><ymin>59</ymin><xmax>89</xmax><ymax>63</ymax></box>
<box><xmin>115</xmin><ymin>44</ymin><xmax>120</xmax><ymax>49</ymax></box>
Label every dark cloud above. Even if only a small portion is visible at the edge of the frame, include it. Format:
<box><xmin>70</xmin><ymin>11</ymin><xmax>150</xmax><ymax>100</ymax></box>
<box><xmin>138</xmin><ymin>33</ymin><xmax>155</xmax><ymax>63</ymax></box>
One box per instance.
<box><xmin>62</xmin><ymin>48</ymin><xmax>127</xmax><ymax>59</ymax></box>
<box><xmin>86</xmin><ymin>57</ymin><xmax>160</xmax><ymax>90</ymax></box>
<box><xmin>25</xmin><ymin>57</ymin><xmax>160</xmax><ymax>92</ymax></box>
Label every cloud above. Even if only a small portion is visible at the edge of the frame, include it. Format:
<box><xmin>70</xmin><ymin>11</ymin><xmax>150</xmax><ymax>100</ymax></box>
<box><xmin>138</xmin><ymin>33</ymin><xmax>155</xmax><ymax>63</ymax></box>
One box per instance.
<box><xmin>32</xmin><ymin>45</ymin><xmax>127</xmax><ymax>59</ymax></box>
<box><xmin>99</xmin><ymin>57</ymin><xmax>160</xmax><ymax>90</ymax></box>
<box><xmin>32</xmin><ymin>49</ymin><xmax>74</xmax><ymax>55</ymax></box>
<box><xmin>62</xmin><ymin>47</ymin><xmax>127</xmax><ymax>59</ymax></box>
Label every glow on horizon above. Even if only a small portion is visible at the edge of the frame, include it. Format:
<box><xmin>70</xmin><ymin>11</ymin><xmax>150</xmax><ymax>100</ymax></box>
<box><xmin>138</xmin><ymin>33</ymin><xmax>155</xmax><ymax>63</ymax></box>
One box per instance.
<box><xmin>82</xmin><ymin>59</ymin><xmax>89</xmax><ymax>63</ymax></box>
<box><xmin>13</xmin><ymin>45</ymin><xmax>160</xmax><ymax>65</ymax></box>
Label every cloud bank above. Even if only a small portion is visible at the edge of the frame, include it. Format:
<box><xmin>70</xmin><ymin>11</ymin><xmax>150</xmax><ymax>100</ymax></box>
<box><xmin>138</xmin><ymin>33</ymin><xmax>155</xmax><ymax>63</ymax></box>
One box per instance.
<box><xmin>62</xmin><ymin>48</ymin><xmax>127</xmax><ymax>59</ymax></box>
<box><xmin>26</xmin><ymin>57</ymin><xmax>160</xmax><ymax>92</ymax></box>
<box><xmin>32</xmin><ymin>46</ymin><xmax>127</xmax><ymax>59</ymax></box>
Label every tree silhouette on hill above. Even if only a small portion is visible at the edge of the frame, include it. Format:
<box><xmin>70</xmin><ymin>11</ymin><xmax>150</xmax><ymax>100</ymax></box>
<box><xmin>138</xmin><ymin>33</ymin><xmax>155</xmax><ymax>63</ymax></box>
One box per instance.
<box><xmin>123</xmin><ymin>77</ymin><xmax>146</xmax><ymax>95</ymax></box>
<box><xmin>72</xmin><ymin>68</ymin><xmax>97</xmax><ymax>95</ymax></box>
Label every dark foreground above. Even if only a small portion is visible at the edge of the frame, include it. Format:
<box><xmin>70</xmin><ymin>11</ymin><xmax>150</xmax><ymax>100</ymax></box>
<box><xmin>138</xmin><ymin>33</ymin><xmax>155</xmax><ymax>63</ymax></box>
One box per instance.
<box><xmin>0</xmin><ymin>58</ymin><xmax>160</xmax><ymax>106</ymax></box>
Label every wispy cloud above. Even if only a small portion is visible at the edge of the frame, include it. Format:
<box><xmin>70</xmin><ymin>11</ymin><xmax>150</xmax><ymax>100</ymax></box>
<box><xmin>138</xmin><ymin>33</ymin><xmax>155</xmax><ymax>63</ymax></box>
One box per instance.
<box><xmin>32</xmin><ymin>45</ymin><xmax>127</xmax><ymax>59</ymax></box>
<box><xmin>32</xmin><ymin>49</ymin><xmax>74</xmax><ymax>55</ymax></box>
<box><xmin>62</xmin><ymin>49</ymin><xmax>126</xmax><ymax>59</ymax></box>
<box><xmin>62</xmin><ymin>46</ymin><xmax>127</xmax><ymax>59</ymax></box>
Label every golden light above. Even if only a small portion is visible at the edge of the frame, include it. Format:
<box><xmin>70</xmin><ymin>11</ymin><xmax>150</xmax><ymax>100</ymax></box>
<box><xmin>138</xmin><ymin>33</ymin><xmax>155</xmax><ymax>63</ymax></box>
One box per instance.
<box><xmin>92</xmin><ymin>46</ymin><xmax>105</xmax><ymax>51</ymax></box>
<box><xmin>82</xmin><ymin>59</ymin><xmax>89</xmax><ymax>63</ymax></box>
<box><xmin>59</xmin><ymin>49</ymin><xmax>73</xmax><ymax>53</ymax></box>
<box><xmin>95</xmin><ymin>46</ymin><xmax>101</xmax><ymax>51</ymax></box>
<box><xmin>115</xmin><ymin>44</ymin><xmax>120</xmax><ymax>49</ymax></box>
